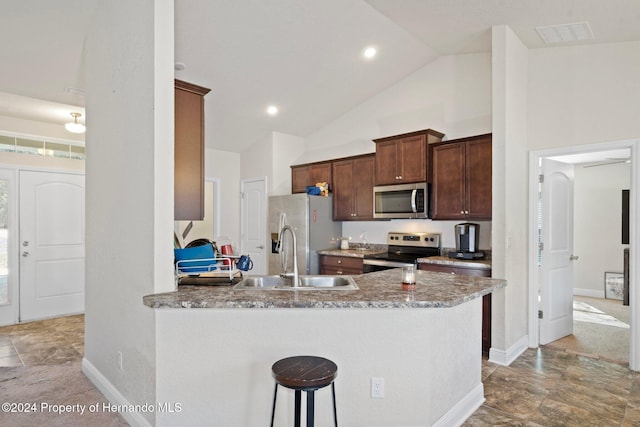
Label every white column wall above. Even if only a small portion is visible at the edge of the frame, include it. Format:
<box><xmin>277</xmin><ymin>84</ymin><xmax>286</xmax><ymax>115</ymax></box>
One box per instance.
<box><xmin>83</xmin><ymin>1</ymin><xmax>174</xmax><ymax>426</ymax></box>
<box><xmin>490</xmin><ymin>25</ymin><xmax>530</xmax><ymax>363</ymax></box>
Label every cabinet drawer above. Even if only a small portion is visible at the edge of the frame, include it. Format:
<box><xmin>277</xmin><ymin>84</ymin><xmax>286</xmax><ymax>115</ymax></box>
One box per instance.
<box><xmin>320</xmin><ymin>266</ymin><xmax>362</xmax><ymax>275</ymax></box>
<box><xmin>320</xmin><ymin>255</ymin><xmax>363</xmax><ymax>272</ymax></box>
<box><xmin>418</xmin><ymin>263</ymin><xmax>490</xmax><ymax>277</ymax></box>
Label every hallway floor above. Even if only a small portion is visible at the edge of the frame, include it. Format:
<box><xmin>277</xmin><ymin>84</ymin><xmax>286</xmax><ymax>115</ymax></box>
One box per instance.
<box><xmin>1</xmin><ymin>315</ymin><xmax>639</xmax><ymax>426</ymax></box>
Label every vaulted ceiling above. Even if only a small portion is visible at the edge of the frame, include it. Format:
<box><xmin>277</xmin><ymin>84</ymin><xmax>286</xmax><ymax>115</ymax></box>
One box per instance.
<box><xmin>1</xmin><ymin>0</ymin><xmax>639</xmax><ymax>153</ymax></box>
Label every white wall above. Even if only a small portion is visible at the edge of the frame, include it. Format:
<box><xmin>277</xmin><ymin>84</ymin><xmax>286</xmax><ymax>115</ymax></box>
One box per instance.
<box><xmin>240</xmin><ymin>131</ymin><xmax>305</xmax><ymax>196</ymax></box>
<box><xmin>205</xmin><ymin>147</ymin><xmax>241</xmax><ymax>247</ymax></box>
<box><xmin>528</xmin><ymin>41</ymin><xmax>640</xmax><ymax>150</ymax></box>
<box><xmin>303</xmin><ymin>53</ymin><xmax>492</xmax><ymax>164</ymax></box>
<box><xmin>83</xmin><ymin>1</ymin><xmax>175</xmax><ymax>426</ymax></box>
<box><xmin>156</xmin><ymin>302</ymin><xmax>483</xmax><ymax>426</ymax></box>
<box><xmin>490</xmin><ymin>26</ymin><xmax>530</xmax><ymax>362</ymax></box>
<box><xmin>574</xmin><ymin>162</ymin><xmax>631</xmax><ymax>297</ymax></box>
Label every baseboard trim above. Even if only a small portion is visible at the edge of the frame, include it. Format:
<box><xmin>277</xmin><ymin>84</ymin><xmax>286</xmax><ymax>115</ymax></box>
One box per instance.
<box><xmin>488</xmin><ymin>334</ymin><xmax>529</xmax><ymax>366</ymax></box>
<box><xmin>432</xmin><ymin>383</ymin><xmax>485</xmax><ymax>427</ymax></box>
<box><xmin>574</xmin><ymin>288</ymin><xmax>605</xmax><ymax>299</ymax></box>
<box><xmin>82</xmin><ymin>358</ymin><xmax>152</xmax><ymax>427</ymax></box>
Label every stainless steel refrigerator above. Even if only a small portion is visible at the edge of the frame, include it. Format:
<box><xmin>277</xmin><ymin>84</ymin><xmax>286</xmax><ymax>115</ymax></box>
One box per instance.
<box><xmin>268</xmin><ymin>194</ymin><xmax>342</xmax><ymax>275</ymax></box>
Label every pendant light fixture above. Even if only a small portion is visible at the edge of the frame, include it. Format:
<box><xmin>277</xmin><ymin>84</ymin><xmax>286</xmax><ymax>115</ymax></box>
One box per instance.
<box><xmin>65</xmin><ymin>112</ymin><xmax>86</xmax><ymax>134</ymax></box>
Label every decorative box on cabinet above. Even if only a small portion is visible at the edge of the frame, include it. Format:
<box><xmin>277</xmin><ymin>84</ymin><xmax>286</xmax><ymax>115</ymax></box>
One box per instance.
<box><xmin>319</xmin><ymin>255</ymin><xmax>363</xmax><ymax>275</ymax></box>
<box><xmin>431</xmin><ymin>134</ymin><xmax>492</xmax><ymax>220</ymax></box>
<box><xmin>291</xmin><ymin>161</ymin><xmax>333</xmax><ymax>194</ymax></box>
<box><xmin>174</xmin><ymin>79</ymin><xmax>211</xmax><ymax>220</ymax></box>
<box><xmin>419</xmin><ymin>262</ymin><xmax>492</xmax><ymax>354</ymax></box>
<box><xmin>332</xmin><ymin>154</ymin><xmax>375</xmax><ymax>220</ymax></box>
<box><xmin>373</xmin><ymin>129</ymin><xmax>444</xmax><ymax>185</ymax></box>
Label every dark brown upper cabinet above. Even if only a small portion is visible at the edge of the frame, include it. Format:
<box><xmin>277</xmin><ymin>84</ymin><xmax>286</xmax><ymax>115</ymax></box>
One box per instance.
<box><xmin>373</xmin><ymin>129</ymin><xmax>444</xmax><ymax>185</ymax></box>
<box><xmin>332</xmin><ymin>154</ymin><xmax>375</xmax><ymax>220</ymax></box>
<box><xmin>291</xmin><ymin>161</ymin><xmax>333</xmax><ymax>194</ymax></box>
<box><xmin>431</xmin><ymin>134</ymin><xmax>492</xmax><ymax>220</ymax></box>
<box><xmin>175</xmin><ymin>79</ymin><xmax>211</xmax><ymax>220</ymax></box>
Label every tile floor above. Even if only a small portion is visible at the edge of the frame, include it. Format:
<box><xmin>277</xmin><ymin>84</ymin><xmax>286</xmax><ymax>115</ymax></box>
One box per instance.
<box><xmin>0</xmin><ymin>314</ymin><xmax>84</xmax><ymax>367</ymax></box>
<box><xmin>2</xmin><ymin>315</ymin><xmax>640</xmax><ymax>425</ymax></box>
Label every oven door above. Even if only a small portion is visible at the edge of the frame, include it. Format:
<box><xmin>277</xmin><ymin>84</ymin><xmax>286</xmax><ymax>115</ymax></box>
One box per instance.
<box><xmin>363</xmin><ymin>259</ymin><xmax>415</xmax><ymax>273</ymax></box>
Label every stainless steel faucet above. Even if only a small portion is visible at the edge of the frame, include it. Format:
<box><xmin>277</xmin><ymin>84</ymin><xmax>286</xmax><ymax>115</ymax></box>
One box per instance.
<box><xmin>278</xmin><ymin>225</ymin><xmax>299</xmax><ymax>288</ymax></box>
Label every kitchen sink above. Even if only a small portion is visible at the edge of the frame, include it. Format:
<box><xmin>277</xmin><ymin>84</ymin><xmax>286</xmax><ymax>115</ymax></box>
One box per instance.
<box><xmin>233</xmin><ymin>275</ymin><xmax>358</xmax><ymax>291</ymax></box>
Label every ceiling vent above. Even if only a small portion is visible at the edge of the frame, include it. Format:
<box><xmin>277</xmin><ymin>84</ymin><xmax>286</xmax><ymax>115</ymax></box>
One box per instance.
<box><xmin>535</xmin><ymin>21</ymin><xmax>594</xmax><ymax>44</ymax></box>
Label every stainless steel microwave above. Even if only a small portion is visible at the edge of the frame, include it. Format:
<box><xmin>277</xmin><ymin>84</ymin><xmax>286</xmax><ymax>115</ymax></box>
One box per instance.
<box><xmin>373</xmin><ymin>182</ymin><xmax>430</xmax><ymax>219</ymax></box>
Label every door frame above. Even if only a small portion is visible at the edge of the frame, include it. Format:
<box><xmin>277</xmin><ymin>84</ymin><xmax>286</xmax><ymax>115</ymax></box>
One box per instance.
<box><xmin>528</xmin><ymin>138</ymin><xmax>639</xmax><ymax>369</ymax></box>
<box><xmin>0</xmin><ymin>168</ymin><xmax>18</xmax><ymax>326</ymax></box>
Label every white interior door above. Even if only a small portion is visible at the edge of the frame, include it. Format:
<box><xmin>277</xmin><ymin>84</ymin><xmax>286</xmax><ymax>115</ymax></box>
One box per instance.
<box><xmin>240</xmin><ymin>178</ymin><xmax>266</xmax><ymax>275</ymax></box>
<box><xmin>19</xmin><ymin>171</ymin><xmax>85</xmax><ymax>321</ymax></box>
<box><xmin>539</xmin><ymin>159</ymin><xmax>575</xmax><ymax>345</ymax></box>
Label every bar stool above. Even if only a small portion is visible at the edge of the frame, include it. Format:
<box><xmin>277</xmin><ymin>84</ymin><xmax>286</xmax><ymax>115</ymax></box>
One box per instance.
<box><xmin>270</xmin><ymin>355</ymin><xmax>338</xmax><ymax>427</ymax></box>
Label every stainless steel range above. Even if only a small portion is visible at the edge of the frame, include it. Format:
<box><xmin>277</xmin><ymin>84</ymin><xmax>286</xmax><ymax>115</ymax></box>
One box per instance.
<box><xmin>363</xmin><ymin>232</ymin><xmax>441</xmax><ymax>273</ymax></box>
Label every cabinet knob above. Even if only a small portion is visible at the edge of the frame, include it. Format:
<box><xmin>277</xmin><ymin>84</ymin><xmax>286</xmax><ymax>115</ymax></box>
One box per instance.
<box><xmin>336</xmin><ymin>270</ymin><xmax>343</xmax><ymax>275</ymax></box>
<box><xmin>465</xmin><ymin>210</ymin><xmax>469</xmax><ymax>214</ymax></box>
<box><xmin>337</xmin><ymin>260</ymin><xmax>342</xmax><ymax>264</ymax></box>
<box><xmin>460</xmin><ymin>210</ymin><xmax>465</xmax><ymax>214</ymax></box>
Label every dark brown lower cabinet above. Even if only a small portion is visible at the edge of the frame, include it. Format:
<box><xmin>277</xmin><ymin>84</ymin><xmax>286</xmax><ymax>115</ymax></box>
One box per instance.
<box><xmin>319</xmin><ymin>255</ymin><xmax>363</xmax><ymax>275</ymax></box>
<box><xmin>419</xmin><ymin>263</ymin><xmax>492</xmax><ymax>355</ymax></box>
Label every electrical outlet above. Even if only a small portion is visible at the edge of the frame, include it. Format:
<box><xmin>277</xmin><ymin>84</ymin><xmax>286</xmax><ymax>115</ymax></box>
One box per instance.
<box><xmin>371</xmin><ymin>377</ymin><xmax>384</xmax><ymax>398</ymax></box>
<box><xmin>117</xmin><ymin>351</ymin><xmax>123</xmax><ymax>371</ymax></box>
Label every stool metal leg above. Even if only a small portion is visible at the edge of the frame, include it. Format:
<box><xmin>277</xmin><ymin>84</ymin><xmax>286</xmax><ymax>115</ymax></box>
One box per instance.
<box><xmin>270</xmin><ymin>383</ymin><xmax>278</xmax><ymax>427</ymax></box>
<box><xmin>331</xmin><ymin>382</ymin><xmax>338</xmax><ymax>427</ymax></box>
<box><xmin>306</xmin><ymin>390</ymin><xmax>315</xmax><ymax>427</ymax></box>
<box><xmin>294</xmin><ymin>390</ymin><xmax>302</xmax><ymax>427</ymax></box>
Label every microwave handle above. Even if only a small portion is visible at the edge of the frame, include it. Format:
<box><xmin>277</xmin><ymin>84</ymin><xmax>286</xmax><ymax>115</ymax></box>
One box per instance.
<box><xmin>411</xmin><ymin>189</ymin><xmax>417</xmax><ymax>213</ymax></box>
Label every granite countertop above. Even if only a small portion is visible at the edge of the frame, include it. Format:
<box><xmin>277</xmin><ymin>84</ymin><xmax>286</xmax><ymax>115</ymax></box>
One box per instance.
<box><xmin>418</xmin><ymin>256</ymin><xmax>492</xmax><ymax>270</ymax></box>
<box><xmin>143</xmin><ymin>269</ymin><xmax>506</xmax><ymax>309</ymax></box>
<box><xmin>316</xmin><ymin>247</ymin><xmax>387</xmax><ymax>258</ymax></box>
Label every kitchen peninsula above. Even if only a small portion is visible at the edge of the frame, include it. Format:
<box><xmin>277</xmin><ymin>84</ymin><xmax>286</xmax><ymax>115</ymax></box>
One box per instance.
<box><xmin>144</xmin><ymin>269</ymin><xmax>505</xmax><ymax>426</ymax></box>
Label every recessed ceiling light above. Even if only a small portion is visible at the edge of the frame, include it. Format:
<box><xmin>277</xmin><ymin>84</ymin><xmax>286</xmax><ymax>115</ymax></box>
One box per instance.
<box><xmin>535</xmin><ymin>22</ymin><xmax>594</xmax><ymax>44</ymax></box>
<box><xmin>266</xmin><ymin>105</ymin><xmax>278</xmax><ymax>116</ymax></box>
<box><xmin>363</xmin><ymin>46</ymin><xmax>377</xmax><ymax>59</ymax></box>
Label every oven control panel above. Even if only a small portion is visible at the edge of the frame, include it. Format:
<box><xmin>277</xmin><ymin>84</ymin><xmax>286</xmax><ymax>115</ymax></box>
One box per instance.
<box><xmin>387</xmin><ymin>232</ymin><xmax>441</xmax><ymax>248</ymax></box>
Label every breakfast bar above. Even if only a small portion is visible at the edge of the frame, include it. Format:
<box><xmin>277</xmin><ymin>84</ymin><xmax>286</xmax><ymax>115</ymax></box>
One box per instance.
<box><xmin>144</xmin><ymin>269</ymin><xmax>506</xmax><ymax>426</ymax></box>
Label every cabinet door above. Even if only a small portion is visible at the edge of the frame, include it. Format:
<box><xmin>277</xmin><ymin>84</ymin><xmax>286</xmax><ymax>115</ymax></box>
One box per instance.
<box><xmin>310</xmin><ymin>163</ymin><xmax>332</xmax><ymax>187</ymax></box>
<box><xmin>431</xmin><ymin>142</ymin><xmax>466</xmax><ymax>220</ymax></box>
<box><xmin>291</xmin><ymin>165</ymin><xmax>310</xmax><ymax>194</ymax></box>
<box><xmin>397</xmin><ymin>134</ymin><xmax>426</xmax><ymax>183</ymax></box>
<box><xmin>175</xmin><ymin>80</ymin><xmax>210</xmax><ymax>220</ymax></box>
<box><xmin>465</xmin><ymin>138</ymin><xmax>492</xmax><ymax>220</ymax></box>
<box><xmin>353</xmin><ymin>155</ymin><xmax>375</xmax><ymax>219</ymax></box>
<box><xmin>291</xmin><ymin>163</ymin><xmax>332</xmax><ymax>194</ymax></box>
<box><xmin>374</xmin><ymin>140</ymin><xmax>399</xmax><ymax>185</ymax></box>
<box><xmin>332</xmin><ymin>159</ymin><xmax>355</xmax><ymax>220</ymax></box>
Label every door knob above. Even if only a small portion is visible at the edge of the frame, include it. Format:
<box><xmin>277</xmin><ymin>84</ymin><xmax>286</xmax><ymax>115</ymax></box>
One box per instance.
<box><xmin>256</xmin><ymin>245</ymin><xmax>265</xmax><ymax>249</ymax></box>
<box><xmin>22</xmin><ymin>241</ymin><xmax>29</xmax><ymax>247</ymax></box>
<box><xmin>570</xmin><ymin>255</ymin><xmax>579</xmax><ymax>261</ymax></box>
<box><xmin>22</xmin><ymin>251</ymin><xmax>29</xmax><ymax>257</ymax></box>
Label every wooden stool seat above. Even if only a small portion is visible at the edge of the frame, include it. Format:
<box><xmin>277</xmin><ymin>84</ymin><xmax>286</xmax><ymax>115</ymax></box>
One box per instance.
<box><xmin>270</xmin><ymin>356</ymin><xmax>338</xmax><ymax>427</ymax></box>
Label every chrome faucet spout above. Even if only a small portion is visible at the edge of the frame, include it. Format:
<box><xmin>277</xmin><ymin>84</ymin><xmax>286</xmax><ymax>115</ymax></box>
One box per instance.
<box><xmin>278</xmin><ymin>225</ymin><xmax>299</xmax><ymax>287</ymax></box>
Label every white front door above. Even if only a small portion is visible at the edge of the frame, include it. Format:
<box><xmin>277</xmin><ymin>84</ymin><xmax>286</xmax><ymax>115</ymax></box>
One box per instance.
<box><xmin>19</xmin><ymin>171</ymin><xmax>85</xmax><ymax>321</ymax></box>
<box><xmin>240</xmin><ymin>178</ymin><xmax>266</xmax><ymax>275</ymax></box>
<box><xmin>539</xmin><ymin>159</ymin><xmax>575</xmax><ymax>345</ymax></box>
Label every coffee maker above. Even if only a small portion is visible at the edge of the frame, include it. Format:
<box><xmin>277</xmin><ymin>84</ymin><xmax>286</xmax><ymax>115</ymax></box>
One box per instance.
<box><xmin>448</xmin><ymin>223</ymin><xmax>484</xmax><ymax>259</ymax></box>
